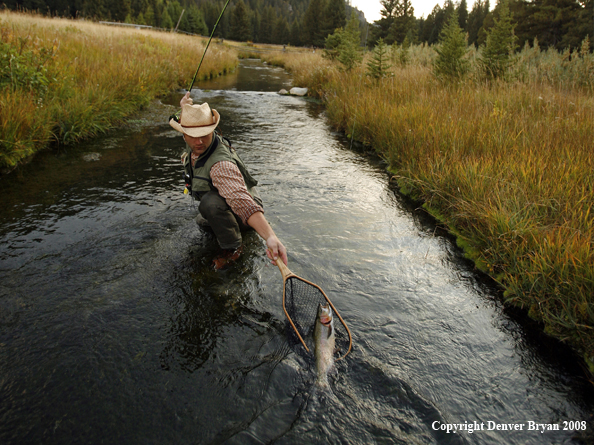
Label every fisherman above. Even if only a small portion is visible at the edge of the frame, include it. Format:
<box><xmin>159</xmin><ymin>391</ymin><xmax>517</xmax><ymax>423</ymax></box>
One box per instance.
<box><xmin>170</xmin><ymin>92</ymin><xmax>288</xmax><ymax>269</ymax></box>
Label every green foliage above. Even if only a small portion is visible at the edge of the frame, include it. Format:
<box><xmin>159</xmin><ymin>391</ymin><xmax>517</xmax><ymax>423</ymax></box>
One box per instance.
<box><xmin>393</xmin><ymin>34</ymin><xmax>411</xmax><ymax>66</ymax></box>
<box><xmin>372</xmin><ymin>0</ymin><xmax>416</xmax><ymax>46</ymax></box>
<box><xmin>323</xmin><ymin>0</ymin><xmax>346</xmax><ymax>36</ymax></box>
<box><xmin>230</xmin><ymin>0</ymin><xmax>252</xmax><ymax>42</ymax></box>
<box><xmin>480</xmin><ymin>0</ymin><xmax>517</xmax><ymax>79</ymax></box>
<box><xmin>433</xmin><ymin>11</ymin><xmax>469</xmax><ymax>80</ymax></box>
<box><xmin>303</xmin><ymin>0</ymin><xmax>326</xmax><ymax>47</ymax></box>
<box><xmin>334</xmin><ymin>12</ymin><xmax>363</xmax><ymax>71</ymax></box>
<box><xmin>0</xmin><ymin>37</ymin><xmax>56</xmax><ymax>95</ymax></box>
<box><xmin>183</xmin><ymin>5</ymin><xmax>208</xmax><ymax>36</ymax></box>
<box><xmin>160</xmin><ymin>7</ymin><xmax>173</xmax><ymax>30</ymax></box>
<box><xmin>466</xmin><ymin>0</ymin><xmax>489</xmax><ymax>47</ymax></box>
<box><xmin>367</xmin><ymin>37</ymin><xmax>391</xmax><ymax>78</ymax></box>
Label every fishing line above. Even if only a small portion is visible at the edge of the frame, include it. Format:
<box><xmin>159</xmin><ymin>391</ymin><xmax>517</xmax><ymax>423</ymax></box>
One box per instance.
<box><xmin>170</xmin><ymin>0</ymin><xmax>232</xmax><ymax>123</ymax></box>
<box><xmin>186</xmin><ymin>0</ymin><xmax>232</xmax><ymax>93</ymax></box>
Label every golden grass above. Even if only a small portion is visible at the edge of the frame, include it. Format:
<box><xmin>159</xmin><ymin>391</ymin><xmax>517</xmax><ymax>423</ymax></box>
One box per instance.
<box><xmin>264</xmin><ymin>48</ymin><xmax>594</xmax><ymax>372</ymax></box>
<box><xmin>0</xmin><ymin>11</ymin><xmax>238</xmax><ymax>171</ymax></box>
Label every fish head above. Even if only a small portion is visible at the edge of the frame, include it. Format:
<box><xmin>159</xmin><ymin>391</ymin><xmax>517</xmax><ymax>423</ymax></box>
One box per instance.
<box><xmin>317</xmin><ymin>303</ymin><xmax>333</xmax><ymax>326</ymax></box>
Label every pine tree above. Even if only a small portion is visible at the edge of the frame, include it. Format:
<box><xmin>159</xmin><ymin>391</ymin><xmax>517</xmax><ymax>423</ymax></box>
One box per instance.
<box><xmin>433</xmin><ymin>10</ymin><xmax>469</xmax><ymax>80</ymax></box>
<box><xmin>480</xmin><ymin>0</ymin><xmax>517</xmax><ymax>79</ymax></box>
<box><xmin>273</xmin><ymin>16</ymin><xmax>291</xmax><ymax>44</ymax></box>
<box><xmin>370</xmin><ymin>0</ymin><xmax>399</xmax><ymax>44</ymax></box>
<box><xmin>336</xmin><ymin>12</ymin><xmax>363</xmax><ymax>71</ymax></box>
<box><xmin>185</xmin><ymin>5</ymin><xmax>208</xmax><ymax>35</ymax></box>
<box><xmin>230</xmin><ymin>0</ymin><xmax>252</xmax><ymax>42</ymax></box>
<box><xmin>289</xmin><ymin>19</ymin><xmax>302</xmax><ymax>46</ymax></box>
<box><xmin>323</xmin><ymin>0</ymin><xmax>346</xmax><ymax>35</ymax></box>
<box><xmin>303</xmin><ymin>0</ymin><xmax>326</xmax><ymax>47</ymax></box>
<box><xmin>399</xmin><ymin>34</ymin><xmax>411</xmax><ymax>66</ymax></box>
<box><xmin>457</xmin><ymin>0</ymin><xmax>468</xmax><ymax>31</ymax></box>
<box><xmin>367</xmin><ymin>37</ymin><xmax>391</xmax><ymax>78</ymax></box>
<box><xmin>260</xmin><ymin>6</ymin><xmax>276</xmax><ymax>44</ymax></box>
<box><xmin>467</xmin><ymin>0</ymin><xmax>485</xmax><ymax>47</ymax></box>
<box><xmin>144</xmin><ymin>5</ymin><xmax>155</xmax><ymax>26</ymax></box>
<box><xmin>160</xmin><ymin>7</ymin><xmax>173</xmax><ymax>30</ymax></box>
<box><xmin>387</xmin><ymin>0</ymin><xmax>415</xmax><ymax>45</ymax></box>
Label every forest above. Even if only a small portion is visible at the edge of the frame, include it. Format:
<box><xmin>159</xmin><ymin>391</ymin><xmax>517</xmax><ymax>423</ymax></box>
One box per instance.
<box><xmin>3</xmin><ymin>0</ymin><xmax>593</xmax><ymax>51</ymax></box>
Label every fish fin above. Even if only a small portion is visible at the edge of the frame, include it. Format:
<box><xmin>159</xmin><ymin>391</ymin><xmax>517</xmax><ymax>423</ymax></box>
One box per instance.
<box><xmin>327</xmin><ymin>324</ymin><xmax>333</xmax><ymax>339</ymax></box>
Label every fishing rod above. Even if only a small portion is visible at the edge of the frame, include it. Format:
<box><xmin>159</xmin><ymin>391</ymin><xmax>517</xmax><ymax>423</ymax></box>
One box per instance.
<box><xmin>170</xmin><ymin>0</ymin><xmax>232</xmax><ymax>123</ymax></box>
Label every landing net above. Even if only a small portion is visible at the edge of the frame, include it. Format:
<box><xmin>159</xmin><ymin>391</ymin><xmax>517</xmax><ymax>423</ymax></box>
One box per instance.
<box><xmin>283</xmin><ymin>276</ymin><xmax>352</xmax><ymax>361</ymax></box>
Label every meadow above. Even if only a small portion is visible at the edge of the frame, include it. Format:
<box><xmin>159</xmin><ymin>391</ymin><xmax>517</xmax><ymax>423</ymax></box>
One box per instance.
<box><xmin>261</xmin><ymin>45</ymin><xmax>594</xmax><ymax>373</ymax></box>
<box><xmin>0</xmin><ymin>11</ymin><xmax>238</xmax><ymax>172</ymax></box>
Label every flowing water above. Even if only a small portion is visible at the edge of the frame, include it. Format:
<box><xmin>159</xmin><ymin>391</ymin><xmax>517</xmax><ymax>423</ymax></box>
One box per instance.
<box><xmin>1</xmin><ymin>59</ymin><xmax>593</xmax><ymax>444</ymax></box>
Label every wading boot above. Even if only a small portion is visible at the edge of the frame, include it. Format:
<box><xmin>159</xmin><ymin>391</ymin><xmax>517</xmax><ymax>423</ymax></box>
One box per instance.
<box><xmin>213</xmin><ymin>245</ymin><xmax>243</xmax><ymax>270</ymax></box>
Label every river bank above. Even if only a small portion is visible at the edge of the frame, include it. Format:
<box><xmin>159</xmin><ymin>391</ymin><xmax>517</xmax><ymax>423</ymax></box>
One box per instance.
<box><xmin>260</xmin><ymin>49</ymin><xmax>594</xmax><ymax>377</ymax></box>
<box><xmin>0</xmin><ymin>11</ymin><xmax>238</xmax><ymax>173</ymax></box>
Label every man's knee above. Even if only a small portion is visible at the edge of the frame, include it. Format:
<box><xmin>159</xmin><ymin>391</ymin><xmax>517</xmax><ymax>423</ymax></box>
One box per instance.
<box><xmin>198</xmin><ymin>191</ymin><xmax>228</xmax><ymax>219</ymax></box>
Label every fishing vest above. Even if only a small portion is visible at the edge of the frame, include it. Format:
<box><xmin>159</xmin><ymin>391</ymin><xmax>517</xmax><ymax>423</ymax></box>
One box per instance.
<box><xmin>182</xmin><ymin>134</ymin><xmax>258</xmax><ymax>200</ymax></box>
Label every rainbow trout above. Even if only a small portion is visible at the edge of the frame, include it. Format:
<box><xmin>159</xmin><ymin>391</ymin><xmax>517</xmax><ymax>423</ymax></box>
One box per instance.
<box><xmin>313</xmin><ymin>303</ymin><xmax>336</xmax><ymax>387</ymax></box>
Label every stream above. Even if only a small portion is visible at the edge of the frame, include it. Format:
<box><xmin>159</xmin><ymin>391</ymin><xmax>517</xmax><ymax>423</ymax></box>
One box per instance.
<box><xmin>1</xmin><ymin>59</ymin><xmax>593</xmax><ymax>444</ymax></box>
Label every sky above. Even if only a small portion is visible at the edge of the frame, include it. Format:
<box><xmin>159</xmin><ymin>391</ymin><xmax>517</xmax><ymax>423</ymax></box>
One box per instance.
<box><xmin>349</xmin><ymin>0</ymin><xmax>454</xmax><ymax>22</ymax></box>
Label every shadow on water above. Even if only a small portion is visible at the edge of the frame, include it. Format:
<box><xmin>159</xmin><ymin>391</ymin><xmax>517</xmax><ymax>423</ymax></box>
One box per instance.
<box><xmin>1</xmin><ymin>59</ymin><xmax>593</xmax><ymax>445</ymax></box>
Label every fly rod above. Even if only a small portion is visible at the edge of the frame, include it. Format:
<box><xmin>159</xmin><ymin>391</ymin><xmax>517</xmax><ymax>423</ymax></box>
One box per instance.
<box><xmin>170</xmin><ymin>0</ymin><xmax>232</xmax><ymax>123</ymax></box>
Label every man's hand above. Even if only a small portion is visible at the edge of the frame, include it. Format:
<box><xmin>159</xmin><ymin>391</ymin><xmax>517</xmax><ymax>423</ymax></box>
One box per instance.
<box><xmin>180</xmin><ymin>91</ymin><xmax>193</xmax><ymax>108</ymax></box>
<box><xmin>247</xmin><ymin>211</ymin><xmax>288</xmax><ymax>266</ymax></box>
<box><xmin>266</xmin><ymin>235</ymin><xmax>288</xmax><ymax>266</ymax></box>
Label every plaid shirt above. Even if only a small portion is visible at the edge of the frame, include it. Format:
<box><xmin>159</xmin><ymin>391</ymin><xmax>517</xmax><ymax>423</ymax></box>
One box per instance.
<box><xmin>209</xmin><ymin>160</ymin><xmax>263</xmax><ymax>225</ymax></box>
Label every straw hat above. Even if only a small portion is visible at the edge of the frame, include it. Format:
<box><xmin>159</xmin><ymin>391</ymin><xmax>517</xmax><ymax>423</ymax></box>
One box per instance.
<box><xmin>169</xmin><ymin>102</ymin><xmax>220</xmax><ymax>138</ymax></box>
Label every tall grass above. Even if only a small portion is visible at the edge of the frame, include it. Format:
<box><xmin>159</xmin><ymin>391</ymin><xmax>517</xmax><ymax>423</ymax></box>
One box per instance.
<box><xmin>264</xmin><ymin>46</ymin><xmax>594</xmax><ymax>372</ymax></box>
<box><xmin>0</xmin><ymin>11</ymin><xmax>238</xmax><ymax>171</ymax></box>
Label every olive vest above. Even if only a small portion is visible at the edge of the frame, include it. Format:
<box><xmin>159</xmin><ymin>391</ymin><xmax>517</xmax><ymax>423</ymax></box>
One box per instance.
<box><xmin>182</xmin><ymin>134</ymin><xmax>258</xmax><ymax>200</ymax></box>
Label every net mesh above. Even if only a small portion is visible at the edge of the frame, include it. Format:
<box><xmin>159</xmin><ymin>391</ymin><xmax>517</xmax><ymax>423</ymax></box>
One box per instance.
<box><xmin>284</xmin><ymin>276</ymin><xmax>350</xmax><ymax>357</ymax></box>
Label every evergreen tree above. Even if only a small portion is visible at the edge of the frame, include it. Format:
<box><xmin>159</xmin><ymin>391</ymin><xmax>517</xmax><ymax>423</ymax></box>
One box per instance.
<box><xmin>273</xmin><ymin>16</ymin><xmax>291</xmax><ymax>44</ymax></box>
<box><xmin>161</xmin><ymin>7</ymin><xmax>174</xmax><ymax>30</ymax></box>
<box><xmin>336</xmin><ymin>12</ymin><xmax>363</xmax><ymax>70</ymax></box>
<box><xmin>370</xmin><ymin>0</ymin><xmax>399</xmax><ymax>44</ymax></box>
<box><xmin>387</xmin><ymin>0</ymin><xmax>415</xmax><ymax>45</ymax></box>
<box><xmin>467</xmin><ymin>0</ymin><xmax>488</xmax><ymax>47</ymax></box>
<box><xmin>251</xmin><ymin>10</ymin><xmax>261</xmax><ymax>42</ymax></box>
<box><xmin>433</xmin><ymin>10</ymin><xmax>470</xmax><ymax>80</ymax></box>
<box><xmin>81</xmin><ymin>0</ymin><xmax>108</xmax><ymax>19</ymax></box>
<box><xmin>107</xmin><ymin>0</ymin><xmax>130</xmax><ymax>22</ymax></box>
<box><xmin>562</xmin><ymin>0</ymin><xmax>594</xmax><ymax>50</ymax></box>
<box><xmin>167</xmin><ymin>1</ymin><xmax>184</xmax><ymax>31</ymax></box>
<box><xmin>230</xmin><ymin>0</ymin><xmax>252</xmax><ymax>41</ymax></box>
<box><xmin>457</xmin><ymin>0</ymin><xmax>468</xmax><ymax>31</ymax></box>
<box><xmin>152</xmin><ymin>0</ymin><xmax>164</xmax><ymax>28</ymax></box>
<box><xmin>136</xmin><ymin>11</ymin><xmax>146</xmax><ymax>25</ymax></box>
<box><xmin>131</xmin><ymin>0</ymin><xmax>148</xmax><ymax>18</ymax></box>
<box><xmin>184</xmin><ymin>5</ymin><xmax>208</xmax><ymax>35</ymax></box>
<box><xmin>144</xmin><ymin>4</ymin><xmax>155</xmax><ymax>26</ymax></box>
<box><xmin>290</xmin><ymin>19</ymin><xmax>304</xmax><ymax>46</ymax></box>
<box><xmin>480</xmin><ymin>0</ymin><xmax>517</xmax><ymax>78</ymax></box>
<box><xmin>399</xmin><ymin>34</ymin><xmax>411</xmax><ymax>65</ymax></box>
<box><xmin>367</xmin><ymin>37</ymin><xmax>391</xmax><ymax>78</ymax></box>
<box><xmin>260</xmin><ymin>6</ymin><xmax>276</xmax><ymax>44</ymax></box>
<box><xmin>303</xmin><ymin>0</ymin><xmax>326</xmax><ymax>47</ymax></box>
<box><xmin>323</xmin><ymin>0</ymin><xmax>346</xmax><ymax>35</ymax></box>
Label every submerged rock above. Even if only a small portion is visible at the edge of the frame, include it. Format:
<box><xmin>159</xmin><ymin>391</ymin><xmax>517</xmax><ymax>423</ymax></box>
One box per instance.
<box><xmin>289</xmin><ymin>87</ymin><xmax>308</xmax><ymax>96</ymax></box>
<box><xmin>82</xmin><ymin>153</ymin><xmax>101</xmax><ymax>162</ymax></box>
<box><xmin>278</xmin><ymin>89</ymin><xmax>288</xmax><ymax>95</ymax></box>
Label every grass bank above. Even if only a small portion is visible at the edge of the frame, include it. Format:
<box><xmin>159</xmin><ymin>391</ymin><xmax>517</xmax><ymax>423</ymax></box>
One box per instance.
<box><xmin>0</xmin><ymin>11</ymin><xmax>238</xmax><ymax>172</ymax></box>
<box><xmin>261</xmin><ymin>48</ymin><xmax>594</xmax><ymax>374</ymax></box>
